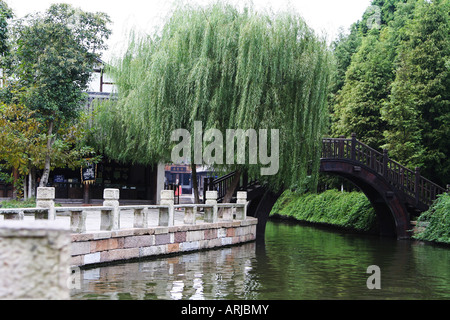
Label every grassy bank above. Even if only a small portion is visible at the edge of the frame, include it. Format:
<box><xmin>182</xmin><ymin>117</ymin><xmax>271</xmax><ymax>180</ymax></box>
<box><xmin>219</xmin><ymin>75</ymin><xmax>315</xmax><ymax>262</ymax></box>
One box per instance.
<box><xmin>270</xmin><ymin>189</ymin><xmax>377</xmax><ymax>233</ymax></box>
<box><xmin>414</xmin><ymin>193</ymin><xmax>450</xmax><ymax>245</ymax></box>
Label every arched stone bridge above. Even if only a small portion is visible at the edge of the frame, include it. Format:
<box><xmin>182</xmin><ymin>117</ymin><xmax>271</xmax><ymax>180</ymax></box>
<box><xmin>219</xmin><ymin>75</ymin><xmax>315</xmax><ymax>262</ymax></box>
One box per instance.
<box><xmin>209</xmin><ymin>134</ymin><xmax>447</xmax><ymax>240</ymax></box>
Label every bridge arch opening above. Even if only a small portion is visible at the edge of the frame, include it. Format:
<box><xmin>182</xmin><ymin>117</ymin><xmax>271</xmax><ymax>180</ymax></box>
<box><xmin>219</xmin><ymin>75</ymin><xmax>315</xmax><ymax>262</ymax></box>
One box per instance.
<box><xmin>250</xmin><ymin>166</ymin><xmax>410</xmax><ymax>241</ymax></box>
<box><xmin>319</xmin><ymin>160</ymin><xmax>411</xmax><ymax>239</ymax></box>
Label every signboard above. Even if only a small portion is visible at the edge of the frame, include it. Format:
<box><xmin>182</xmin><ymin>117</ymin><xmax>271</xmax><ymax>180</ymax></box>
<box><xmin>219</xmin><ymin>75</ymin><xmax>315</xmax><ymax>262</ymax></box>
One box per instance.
<box><xmin>54</xmin><ymin>175</ymin><xmax>65</xmax><ymax>183</ymax></box>
<box><xmin>81</xmin><ymin>162</ymin><xmax>97</xmax><ymax>185</ymax></box>
<box><xmin>170</xmin><ymin>166</ymin><xmax>187</xmax><ymax>172</ymax></box>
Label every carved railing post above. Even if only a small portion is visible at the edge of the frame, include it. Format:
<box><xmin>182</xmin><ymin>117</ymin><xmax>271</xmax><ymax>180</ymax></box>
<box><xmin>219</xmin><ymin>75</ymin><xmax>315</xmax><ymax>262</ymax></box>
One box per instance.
<box><xmin>160</xmin><ymin>190</ymin><xmax>174</xmax><ymax>227</ymax></box>
<box><xmin>204</xmin><ymin>191</ymin><xmax>218</xmax><ymax>223</ymax></box>
<box><xmin>383</xmin><ymin>149</ymin><xmax>389</xmax><ymax>178</ymax></box>
<box><xmin>351</xmin><ymin>133</ymin><xmax>356</xmax><ymax>161</ymax></box>
<box><xmin>235</xmin><ymin>191</ymin><xmax>247</xmax><ymax>220</ymax></box>
<box><xmin>415</xmin><ymin>167</ymin><xmax>421</xmax><ymax>205</ymax></box>
<box><xmin>103</xmin><ymin>189</ymin><xmax>120</xmax><ymax>230</ymax></box>
<box><xmin>339</xmin><ymin>135</ymin><xmax>345</xmax><ymax>158</ymax></box>
<box><xmin>36</xmin><ymin>187</ymin><xmax>55</xmax><ymax>220</ymax></box>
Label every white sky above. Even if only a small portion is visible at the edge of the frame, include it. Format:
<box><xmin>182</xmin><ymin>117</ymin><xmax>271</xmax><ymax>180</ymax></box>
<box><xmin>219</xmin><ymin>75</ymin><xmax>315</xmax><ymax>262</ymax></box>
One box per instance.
<box><xmin>6</xmin><ymin>0</ymin><xmax>372</xmax><ymax>62</ymax></box>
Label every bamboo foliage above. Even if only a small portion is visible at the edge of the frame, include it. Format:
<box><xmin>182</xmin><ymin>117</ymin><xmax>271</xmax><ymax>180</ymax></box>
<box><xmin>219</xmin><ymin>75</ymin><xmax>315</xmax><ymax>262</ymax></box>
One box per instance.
<box><xmin>90</xmin><ymin>1</ymin><xmax>332</xmax><ymax>191</ymax></box>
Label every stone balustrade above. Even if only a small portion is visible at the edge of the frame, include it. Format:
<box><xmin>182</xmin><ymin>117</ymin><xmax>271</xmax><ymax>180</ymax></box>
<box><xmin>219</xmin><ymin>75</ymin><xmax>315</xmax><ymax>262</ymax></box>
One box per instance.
<box><xmin>0</xmin><ymin>220</ymin><xmax>71</xmax><ymax>299</ymax></box>
<box><xmin>0</xmin><ymin>187</ymin><xmax>249</xmax><ymax>234</ymax></box>
<box><xmin>0</xmin><ymin>187</ymin><xmax>256</xmax><ymax>298</ymax></box>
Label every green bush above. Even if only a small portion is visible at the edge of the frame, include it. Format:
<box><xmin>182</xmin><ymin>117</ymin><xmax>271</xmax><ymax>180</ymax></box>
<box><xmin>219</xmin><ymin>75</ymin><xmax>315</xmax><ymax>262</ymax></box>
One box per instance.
<box><xmin>0</xmin><ymin>197</ymin><xmax>37</xmax><ymax>208</ymax></box>
<box><xmin>414</xmin><ymin>193</ymin><xmax>450</xmax><ymax>244</ymax></box>
<box><xmin>270</xmin><ymin>189</ymin><xmax>377</xmax><ymax>232</ymax></box>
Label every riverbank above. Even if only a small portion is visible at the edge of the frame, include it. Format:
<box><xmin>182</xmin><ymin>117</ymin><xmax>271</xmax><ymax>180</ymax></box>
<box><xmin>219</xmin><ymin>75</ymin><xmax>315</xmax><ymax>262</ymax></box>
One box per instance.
<box><xmin>270</xmin><ymin>189</ymin><xmax>450</xmax><ymax>245</ymax></box>
<box><xmin>413</xmin><ymin>193</ymin><xmax>450</xmax><ymax>245</ymax></box>
<box><xmin>269</xmin><ymin>189</ymin><xmax>378</xmax><ymax>234</ymax></box>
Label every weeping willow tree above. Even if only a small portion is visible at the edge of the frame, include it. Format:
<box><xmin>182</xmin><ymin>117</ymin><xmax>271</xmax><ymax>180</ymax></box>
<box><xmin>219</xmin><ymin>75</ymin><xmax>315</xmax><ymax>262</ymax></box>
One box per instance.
<box><xmin>90</xmin><ymin>1</ymin><xmax>332</xmax><ymax>197</ymax></box>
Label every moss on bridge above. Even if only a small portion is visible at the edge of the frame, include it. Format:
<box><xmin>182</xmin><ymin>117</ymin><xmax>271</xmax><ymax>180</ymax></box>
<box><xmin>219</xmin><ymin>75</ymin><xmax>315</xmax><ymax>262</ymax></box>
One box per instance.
<box><xmin>269</xmin><ymin>189</ymin><xmax>377</xmax><ymax>233</ymax></box>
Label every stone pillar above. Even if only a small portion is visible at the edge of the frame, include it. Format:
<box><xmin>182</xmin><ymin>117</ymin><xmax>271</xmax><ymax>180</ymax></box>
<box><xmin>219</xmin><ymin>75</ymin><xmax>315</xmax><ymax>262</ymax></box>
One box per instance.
<box><xmin>36</xmin><ymin>187</ymin><xmax>55</xmax><ymax>220</ymax></box>
<box><xmin>184</xmin><ymin>206</ymin><xmax>197</xmax><ymax>225</ymax></box>
<box><xmin>236</xmin><ymin>191</ymin><xmax>247</xmax><ymax>220</ymax></box>
<box><xmin>222</xmin><ymin>206</ymin><xmax>233</xmax><ymax>222</ymax></box>
<box><xmin>0</xmin><ymin>220</ymin><xmax>71</xmax><ymax>299</ymax></box>
<box><xmin>70</xmin><ymin>209</ymin><xmax>86</xmax><ymax>233</ymax></box>
<box><xmin>133</xmin><ymin>208</ymin><xmax>148</xmax><ymax>228</ymax></box>
<box><xmin>160</xmin><ymin>190</ymin><xmax>174</xmax><ymax>227</ymax></box>
<box><xmin>103</xmin><ymin>189</ymin><xmax>120</xmax><ymax>230</ymax></box>
<box><xmin>204</xmin><ymin>191</ymin><xmax>218</xmax><ymax>223</ymax></box>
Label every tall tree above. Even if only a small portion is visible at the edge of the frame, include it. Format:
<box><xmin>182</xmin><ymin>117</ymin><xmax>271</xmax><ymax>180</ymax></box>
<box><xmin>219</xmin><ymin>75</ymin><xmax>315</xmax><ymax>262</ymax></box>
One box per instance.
<box><xmin>383</xmin><ymin>0</ymin><xmax>450</xmax><ymax>184</ymax></box>
<box><xmin>331</xmin><ymin>0</ymin><xmax>416</xmax><ymax>149</ymax></box>
<box><xmin>91</xmin><ymin>2</ymin><xmax>332</xmax><ymax>196</ymax></box>
<box><xmin>331</xmin><ymin>28</ymin><xmax>394</xmax><ymax>148</ymax></box>
<box><xmin>5</xmin><ymin>3</ymin><xmax>111</xmax><ymax>187</ymax></box>
<box><xmin>0</xmin><ymin>0</ymin><xmax>12</xmax><ymax>62</ymax></box>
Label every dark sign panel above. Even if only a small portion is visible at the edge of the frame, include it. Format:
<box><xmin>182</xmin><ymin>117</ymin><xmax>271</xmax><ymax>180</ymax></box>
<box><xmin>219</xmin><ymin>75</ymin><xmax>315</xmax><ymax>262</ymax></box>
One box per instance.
<box><xmin>81</xmin><ymin>162</ymin><xmax>97</xmax><ymax>185</ymax></box>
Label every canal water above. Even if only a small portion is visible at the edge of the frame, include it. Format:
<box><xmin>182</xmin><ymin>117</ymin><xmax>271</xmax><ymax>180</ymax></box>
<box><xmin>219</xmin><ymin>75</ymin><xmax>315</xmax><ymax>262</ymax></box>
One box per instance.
<box><xmin>71</xmin><ymin>220</ymin><xmax>450</xmax><ymax>300</ymax></box>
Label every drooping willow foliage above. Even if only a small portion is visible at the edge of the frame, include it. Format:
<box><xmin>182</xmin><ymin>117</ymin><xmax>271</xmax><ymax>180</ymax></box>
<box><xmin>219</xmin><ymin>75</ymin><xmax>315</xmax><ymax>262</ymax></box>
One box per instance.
<box><xmin>90</xmin><ymin>1</ymin><xmax>332</xmax><ymax>191</ymax></box>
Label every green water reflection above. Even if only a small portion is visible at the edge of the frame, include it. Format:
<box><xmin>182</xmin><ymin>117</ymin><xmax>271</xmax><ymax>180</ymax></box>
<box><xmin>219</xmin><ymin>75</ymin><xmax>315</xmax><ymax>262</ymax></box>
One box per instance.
<box><xmin>71</xmin><ymin>220</ymin><xmax>450</xmax><ymax>300</ymax></box>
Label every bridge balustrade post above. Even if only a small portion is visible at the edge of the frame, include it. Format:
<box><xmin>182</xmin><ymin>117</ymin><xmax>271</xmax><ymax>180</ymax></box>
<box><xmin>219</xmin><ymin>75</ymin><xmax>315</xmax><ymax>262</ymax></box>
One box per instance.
<box><xmin>351</xmin><ymin>133</ymin><xmax>356</xmax><ymax>161</ymax></box>
<box><xmin>415</xmin><ymin>167</ymin><xmax>421</xmax><ymax>205</ymax></box>
<box><xmin>36</xmin><ymin>187</ymin><xmax>55</xmax><ymax>220</ymax></box>
<box><xmin>339</xmin><ymin>135</ymin><xmax>345</xmax><ymax>158</ymax></box>
<box><xmin>103</xmin><ymin>189</ymin><xmax>120</xmax><ymax>230</ymax></box>
<box><xmin>399</xmin><ymin>168</ymin><xmax>404</xmax><ymax>188</ymax></box>
<box><xmin>383</xmin><ymin>149</ymin><xmax>389</xmax><ymax>178</ymax></box>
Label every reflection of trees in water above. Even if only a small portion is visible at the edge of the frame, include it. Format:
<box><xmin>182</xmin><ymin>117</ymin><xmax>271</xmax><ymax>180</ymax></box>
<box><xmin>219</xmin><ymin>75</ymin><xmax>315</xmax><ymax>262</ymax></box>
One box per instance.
<box><xmin>260</xmin><ymin>221</ymin><xmax>450</xmax><ymax>299</ymax></box>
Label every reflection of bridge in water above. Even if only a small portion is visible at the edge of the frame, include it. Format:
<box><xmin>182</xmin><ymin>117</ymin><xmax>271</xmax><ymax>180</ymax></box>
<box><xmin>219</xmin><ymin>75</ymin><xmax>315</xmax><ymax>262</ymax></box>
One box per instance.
<box><xmin>210</xmin><ymin>134</ymin><xmax>447</xmax><ymax>240</ymax></box>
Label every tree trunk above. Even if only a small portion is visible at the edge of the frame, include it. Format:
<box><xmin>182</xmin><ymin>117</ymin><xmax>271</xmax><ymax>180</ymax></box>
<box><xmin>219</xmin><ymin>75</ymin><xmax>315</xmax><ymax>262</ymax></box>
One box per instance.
<box><xmin>191</xmin><ymin>164</ymin><xmax>200</xmax><ymax>204</ymax></box>
<box><xmin>222</xmin><ymin>170</ymin><xmax>241</xmax><ymax>204</ymax></box>
<box><xmin>39</xmin><ymin>121</ymin><xmax>55</xmax><ymax>187</ymax></box>
<box><xmin>12</xmin><ymin>167</ymin><xmax>19</xmax><ymax>200</ymax></box>
<box><xmin>29</xmin><ymin>167</ymin><xmax>36</xmax><ymax>198</ymax></box>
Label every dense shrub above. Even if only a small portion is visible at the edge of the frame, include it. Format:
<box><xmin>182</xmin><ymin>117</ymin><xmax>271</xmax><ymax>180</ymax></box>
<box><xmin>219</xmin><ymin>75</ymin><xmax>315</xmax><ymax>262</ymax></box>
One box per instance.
<box><xmin>414</xmin><ymin>194</ymin><xmax>450</xmax><ymax>244</ymax></box>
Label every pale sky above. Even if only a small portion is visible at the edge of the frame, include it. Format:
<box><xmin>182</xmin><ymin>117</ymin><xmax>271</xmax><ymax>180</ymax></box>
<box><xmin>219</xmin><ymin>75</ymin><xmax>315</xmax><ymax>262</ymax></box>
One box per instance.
<box><xmin>6</xmin><ymin>0</ymin><xmax>372</xmax><ymax>62</ymax></box>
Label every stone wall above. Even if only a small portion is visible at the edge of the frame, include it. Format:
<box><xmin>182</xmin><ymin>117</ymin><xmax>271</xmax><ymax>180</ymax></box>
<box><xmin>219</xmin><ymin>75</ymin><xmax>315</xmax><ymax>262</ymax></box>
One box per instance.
<box><xmin>0</xmin><ymin>220</ymin><xmax>71</xmax><ymax>299</ymax></box>
<box><xmin>71</xmin><ymin>218</ymin><xmax>257</xmax><ymax>267</ymax></box>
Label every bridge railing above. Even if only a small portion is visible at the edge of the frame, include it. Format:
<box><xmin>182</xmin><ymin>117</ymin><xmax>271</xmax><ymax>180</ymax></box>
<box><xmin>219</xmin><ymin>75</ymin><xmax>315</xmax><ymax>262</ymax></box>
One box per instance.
<box><xmin>203</xmin><ymin>171</ymin><xmax>258</xmax><ymax>203</ymax></box>
<box><xmin>322</xmin><ymin>134</ymin><xmax>446</xmax><ymax>207</ymax></box>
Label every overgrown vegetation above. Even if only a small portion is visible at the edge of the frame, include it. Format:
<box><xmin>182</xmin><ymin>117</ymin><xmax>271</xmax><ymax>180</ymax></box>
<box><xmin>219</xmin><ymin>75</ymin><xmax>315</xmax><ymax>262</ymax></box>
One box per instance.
<box><xmin>414</xmin><ymin>193</ymin><xmax>450</xmax><ymax>244</ymax></box>
<box><xmin>270</xmin><ymin>189</ymin><xmax>377</xmax><ymax>232</ymax></box>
